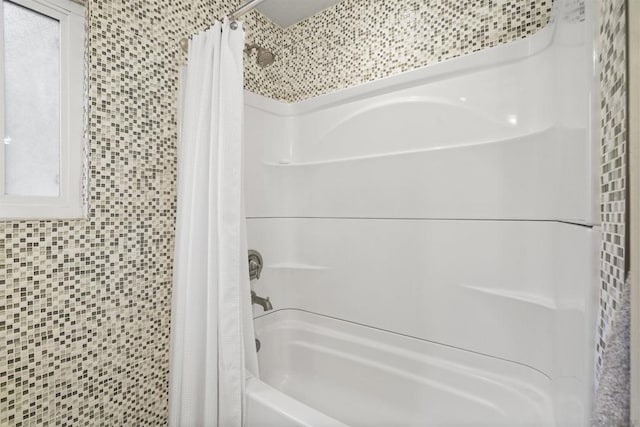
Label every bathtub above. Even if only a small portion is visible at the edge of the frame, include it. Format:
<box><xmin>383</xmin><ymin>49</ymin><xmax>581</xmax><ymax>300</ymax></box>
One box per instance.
<box><xmin>248</xmin><ymin>309</ymin><xmax>556</xmax><ymax>427</ymax></box>
<box><xmin>245</xmin><ymin>374</ymin><xmax>347</xmax><ymax>427</ymax></box>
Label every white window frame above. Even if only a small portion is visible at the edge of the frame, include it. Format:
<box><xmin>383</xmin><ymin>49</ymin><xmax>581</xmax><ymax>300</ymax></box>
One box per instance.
<box><xmin>0</xmin><ymin>0</ymin><xmax>85</xmax><ymax>219</ymax></box>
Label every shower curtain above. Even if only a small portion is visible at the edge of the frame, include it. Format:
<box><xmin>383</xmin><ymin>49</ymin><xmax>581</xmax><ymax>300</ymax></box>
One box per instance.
<box><xmin>169</xmin><ymin>18</ymin><xmax>259</xmax><ymax>427</ymax></box>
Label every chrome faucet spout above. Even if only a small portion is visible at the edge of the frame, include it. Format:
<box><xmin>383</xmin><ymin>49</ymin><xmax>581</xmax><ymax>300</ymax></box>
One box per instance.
<box><xmin>251</xmin><ymin>291</ymin><xmax>273</xmax><ymax>311</ymax></box>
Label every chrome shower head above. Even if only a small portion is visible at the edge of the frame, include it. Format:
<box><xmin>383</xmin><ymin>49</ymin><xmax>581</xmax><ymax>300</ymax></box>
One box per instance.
<box><xmin>256</xmin><ymin>48</ymin><xmax>275</xmax><ymax>67</ymax></box>
<box><xmin>245</xmin><ymin>43</ymin><xmax>275</xmax><ymax>68</ymax></box>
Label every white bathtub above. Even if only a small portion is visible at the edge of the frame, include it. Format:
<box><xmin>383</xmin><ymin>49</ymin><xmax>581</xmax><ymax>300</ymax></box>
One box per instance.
<box><xmin>246</xmin><ymin>375</ymin><xmax>347</xmax><ymax>427</ymax></box>
<box><xmin>248</xmin><ymin>309</ymin><xmax>556</xmax><ymax>427</ymax></box>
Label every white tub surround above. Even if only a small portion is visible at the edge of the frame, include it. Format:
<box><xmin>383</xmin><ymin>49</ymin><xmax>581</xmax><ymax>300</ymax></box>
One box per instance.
<box><xmin>244</xmin><ymin>1</ymin><xmax>598</xmax><ymax>425</ymax></box>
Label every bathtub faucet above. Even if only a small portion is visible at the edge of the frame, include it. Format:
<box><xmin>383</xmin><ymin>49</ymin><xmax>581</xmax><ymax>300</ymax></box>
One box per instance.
<box><xmin>251</xmin><ymin>291</ymin><xmax>273</xmax><ymax>311</ymax></box>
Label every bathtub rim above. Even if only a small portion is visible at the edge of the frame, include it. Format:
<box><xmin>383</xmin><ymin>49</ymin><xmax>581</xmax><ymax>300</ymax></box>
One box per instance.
<box><xmin>245</xmin><ymin>376</ymin><xmax>349</xmax><ymax>427</ymax></box>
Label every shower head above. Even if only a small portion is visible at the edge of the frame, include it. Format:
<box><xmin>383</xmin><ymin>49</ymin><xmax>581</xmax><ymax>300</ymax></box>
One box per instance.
<box><xmin>245</xmin><ymin>43</ymin><xmax>275</xmax><ymax>68</ymax></box>
<box><xmin>256</xmin><ymin>48</ymin><xmax>275</xmax><ymax>67</ymax></box>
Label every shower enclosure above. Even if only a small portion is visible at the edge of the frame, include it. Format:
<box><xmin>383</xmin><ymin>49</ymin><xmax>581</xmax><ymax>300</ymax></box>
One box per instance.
<box><xmin>243</xmin><ymin>0</ymin><xmax>598</xmax><ymax>425</ymax></box>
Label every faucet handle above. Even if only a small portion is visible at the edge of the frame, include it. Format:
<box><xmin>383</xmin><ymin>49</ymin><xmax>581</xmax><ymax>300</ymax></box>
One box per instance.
<box><xmin>249</xmin><ymin>259</ymin><xmax>261</xmax><ymax>279</ymax></box>
<box><xmin>248</xmin><ymin>250</ymin><xmax>263</xmax><ymax>281</ymax></box>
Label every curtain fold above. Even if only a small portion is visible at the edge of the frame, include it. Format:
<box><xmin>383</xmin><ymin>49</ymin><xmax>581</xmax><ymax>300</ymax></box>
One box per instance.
<box><xmin>169</xmin><ymin>18</ymin><xmax>258</xmax><ymax>427</ymax></box>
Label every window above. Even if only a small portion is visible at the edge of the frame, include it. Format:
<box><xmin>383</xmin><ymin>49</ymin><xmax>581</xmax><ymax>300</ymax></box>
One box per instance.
<box><xmin>0</xmin><ymin>0</ymin><xmax>84</xmax><ymax>219</ymax></box>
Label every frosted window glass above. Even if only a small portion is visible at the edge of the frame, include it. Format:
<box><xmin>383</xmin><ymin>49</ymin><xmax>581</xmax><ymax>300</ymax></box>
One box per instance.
<box><xmin>3</xmin><ymin>0</ymin><xmax>60</xmax><ymax>196</ymax></box>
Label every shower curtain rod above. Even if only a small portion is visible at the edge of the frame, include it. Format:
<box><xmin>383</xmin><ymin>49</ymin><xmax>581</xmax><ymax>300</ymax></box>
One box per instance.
<box><xmin>179</xmin><ymin>0</ymin><xmax>265</xmax><ymax>53</ymax></box>
<box><xmin>228</xmin><ymin>0</ymin><xmax>266</xmax><ymax>21</ymax></box>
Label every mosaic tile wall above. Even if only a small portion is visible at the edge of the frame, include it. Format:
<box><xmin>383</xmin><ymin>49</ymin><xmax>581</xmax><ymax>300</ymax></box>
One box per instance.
<box><xmin>595</xmin><ymin>0</ymin><xmax>627</xmax><ymax>383</ymax></box>
<box><xmin>0</xmin><ymin>0</ymin><xmax>282</xmax><ymax>425</ymax></box>
<box><xmin>278</xmin><ymin>0</ymin><xmax>553</xmax><ymax>102</ymax></box>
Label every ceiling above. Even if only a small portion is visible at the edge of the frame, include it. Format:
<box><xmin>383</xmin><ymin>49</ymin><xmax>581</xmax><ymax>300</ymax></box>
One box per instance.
<box><xmin>255</xmin><ymin>0</ymin><xmax>344</xmax><ymax>28</ymax></box>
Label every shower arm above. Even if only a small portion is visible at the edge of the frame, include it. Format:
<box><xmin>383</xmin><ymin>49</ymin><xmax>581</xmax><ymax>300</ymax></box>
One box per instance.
<box><xmin>244</xmin><ymin>44</ymin><xmax>260</xmax><ymax>54</ymax></box>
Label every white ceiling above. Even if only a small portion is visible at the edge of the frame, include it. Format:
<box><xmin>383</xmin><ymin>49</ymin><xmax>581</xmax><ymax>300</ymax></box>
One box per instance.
<box><xmin>255</xmin><ymin>0</ymin><xmax>344</xmax><ymax>28</ymax></box>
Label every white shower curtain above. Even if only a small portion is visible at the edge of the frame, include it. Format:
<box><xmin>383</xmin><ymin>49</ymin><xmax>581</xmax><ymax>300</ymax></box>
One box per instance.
<box><xmin>169</xmin><ymin>18</ymin><xmax>259</xmax><ymax>427</ymax></box>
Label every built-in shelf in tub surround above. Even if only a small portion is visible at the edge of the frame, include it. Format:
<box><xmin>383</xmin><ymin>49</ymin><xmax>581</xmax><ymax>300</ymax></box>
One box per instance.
<box><xmin>252</xmin><ymin>127</ymin><xmax>589</xmax><ymax>223</ymax></box>
<box><xmin>266</xmin><ymin>263</ymin><xmax>328</xmax><ymax>271</ymax></box>
<box><xmin>460</xmin><ymin>285</ymin><xmax>559</xmax><ymax>311</ymax></box>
